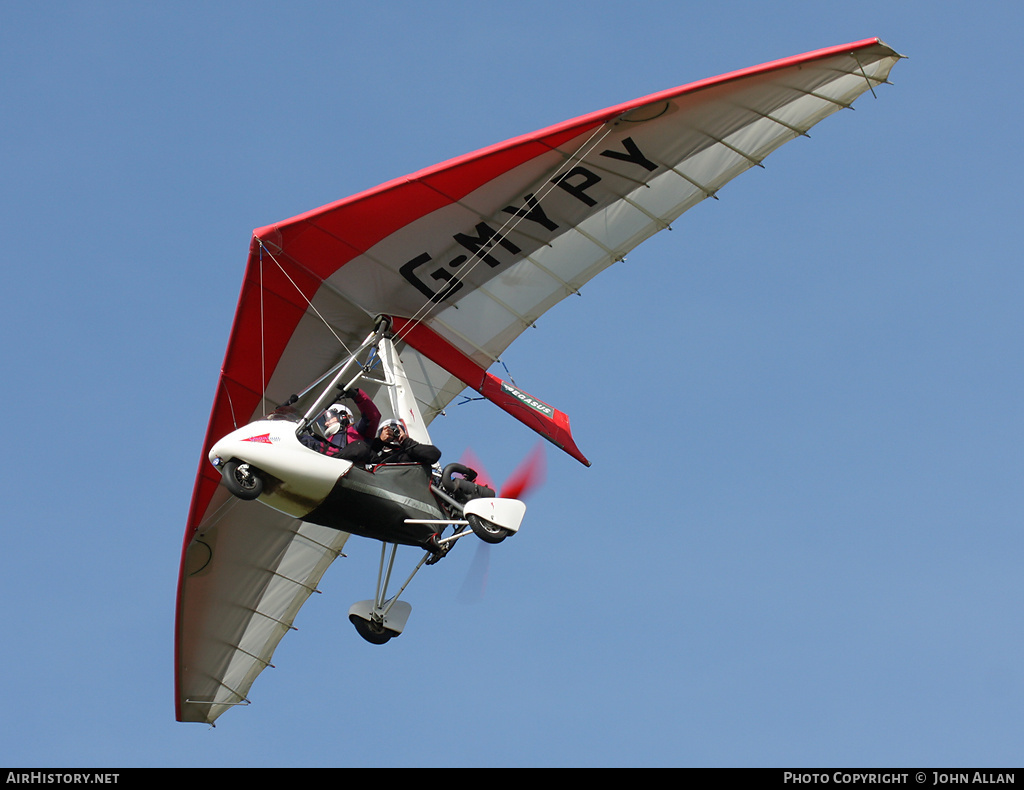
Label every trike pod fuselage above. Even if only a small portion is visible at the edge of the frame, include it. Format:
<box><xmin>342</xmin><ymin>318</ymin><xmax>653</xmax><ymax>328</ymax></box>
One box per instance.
<box><xmin>210</xmin><ymin>419</ymin><xmax>350</xmax><ymax>520</ymax></box>
<box><xmin>208</xmin><ymin>419</ymin><xmax>448</xmax><ymax>547</ymax></box>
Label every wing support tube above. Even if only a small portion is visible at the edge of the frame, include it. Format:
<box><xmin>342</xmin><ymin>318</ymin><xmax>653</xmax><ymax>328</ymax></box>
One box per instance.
<box><xmin>295</xmin><ymin>317</ymin><xmax>392</xmax><ymax>436</ymax></box>
<box><xmin>390</xmin><ymin>316</ymin><xmax>591</xmax><ymax>466</ymax></box>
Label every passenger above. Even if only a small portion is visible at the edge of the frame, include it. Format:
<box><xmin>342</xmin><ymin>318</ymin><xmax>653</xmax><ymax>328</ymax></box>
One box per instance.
<box><xmin>300</xmin><ymin>388</ymin><xmax>381</xmax><ymax>464</ymax></box>
<box><xmin>368</xmin><ymin>418</ymin><xmax>441</xmax><ymax>467</ymax></box>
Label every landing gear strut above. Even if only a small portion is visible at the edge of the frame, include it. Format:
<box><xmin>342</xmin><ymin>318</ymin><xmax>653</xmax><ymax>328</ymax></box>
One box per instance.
<box><xmin>347</xmin><ymin>542</ymin><xmax>419</xmax><ymax>644</ymax></box>
<box><xmin>347</xmin><ymin>473</ymin><xmax>526</xmax><ymax>644</ymax></box>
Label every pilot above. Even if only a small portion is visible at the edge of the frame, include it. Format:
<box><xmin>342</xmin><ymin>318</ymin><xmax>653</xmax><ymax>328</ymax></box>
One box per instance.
<box><xmin>300</xmin><ymin>388</ymin><xmax>380</xmax><ymax>464</ymax></box>
<box><xmin>368</xmin><ymin>418</ymin><xmax>441</xmax><ymax>467</ymax></box>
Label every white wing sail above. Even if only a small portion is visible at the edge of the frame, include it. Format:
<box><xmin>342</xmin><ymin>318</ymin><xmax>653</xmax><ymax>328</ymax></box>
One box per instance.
<box><xmin>177</xmin><ymin>39</ymin><xmax>902</xmax><ymax>723</ymax></box>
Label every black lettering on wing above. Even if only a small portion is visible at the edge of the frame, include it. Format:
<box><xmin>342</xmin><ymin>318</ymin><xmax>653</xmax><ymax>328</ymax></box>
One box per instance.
<box><xmin>600</xmin><ymin>136</ymin><xmax>657</xmax><ymax>172</ymax></box>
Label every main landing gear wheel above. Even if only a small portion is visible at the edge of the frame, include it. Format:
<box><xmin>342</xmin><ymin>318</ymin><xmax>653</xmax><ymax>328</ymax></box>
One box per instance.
<box><xmin>467</xmin><ymin>513</ymin><xmax>510</xmax><ymax>544</ymax></box>
<box><xmin>221</xmin><ymin>460</ymin><xmax>264</xmax><ymax>500</ymax></box>
<box><xmin>349</xmin><ymin>614</ymin><xmax>398</xmax><ymax>645</ymax></box>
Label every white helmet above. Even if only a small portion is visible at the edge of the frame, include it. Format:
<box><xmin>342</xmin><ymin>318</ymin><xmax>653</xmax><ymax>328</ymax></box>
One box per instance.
<box><xmin>327</xmin><ymin>403</ymin><xmax>353</xmax><ymax>420</ymax></box>
<box><xmin>323</xmin><ymin>404</ymin><xmax>353</xmax><ymax>436</ymax></box>
<box><xmin>379</xmin><ymin>418</ymin><xmax>404</xmax><ymax>443</ymax></box>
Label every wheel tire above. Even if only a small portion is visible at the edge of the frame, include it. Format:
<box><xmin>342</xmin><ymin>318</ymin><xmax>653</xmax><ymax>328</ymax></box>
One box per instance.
<box><xmin>222</xmin><ymin>459</ymin><xmax>264</xmax><ymax>501</ymax></box>
<box><xmin>349</xmin><ymin>614</ymin><xmax>395</xmax><ymax>645</ymax></box>
<box><xmin>467</xmin><ymin>513</ymin><xmax>509</xmax><ymax>544</ymax></box>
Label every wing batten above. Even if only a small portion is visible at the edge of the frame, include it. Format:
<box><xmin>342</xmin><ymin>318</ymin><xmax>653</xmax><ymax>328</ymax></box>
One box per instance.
<box><xmin>176</xmin><ymin>502</ymin><xmax>350</xmax><ymax>723</ymax></box>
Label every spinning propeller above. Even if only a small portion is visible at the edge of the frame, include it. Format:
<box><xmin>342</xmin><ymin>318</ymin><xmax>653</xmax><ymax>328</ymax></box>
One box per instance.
<box><xmin>457</xmin><ymin>443</ymin><xmax>546</xmax><ymax>603</ymax></box>
<box><xmin>460</xmin><ymin>442</ymin><xmax>546</xmax><ymax>499</ymax></box>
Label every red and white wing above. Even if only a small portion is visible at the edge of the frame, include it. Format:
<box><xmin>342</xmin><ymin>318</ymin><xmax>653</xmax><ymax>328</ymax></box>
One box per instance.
<box><xmin>176</xmin><ymin>38</ymin><xmax>902</xmax><ymax>723</ymax></box>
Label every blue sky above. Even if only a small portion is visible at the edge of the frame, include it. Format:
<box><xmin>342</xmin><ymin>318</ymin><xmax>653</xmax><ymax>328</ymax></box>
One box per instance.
<box><xmin>3</xmin><ymin>0</ymin><xmax>1023</xmax><ymax>768</ymax></box>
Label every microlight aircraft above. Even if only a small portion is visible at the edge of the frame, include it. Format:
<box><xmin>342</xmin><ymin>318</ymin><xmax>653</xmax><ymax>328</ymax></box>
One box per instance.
<box><xmin>175</xmin><ymin>38</ymin><xmax>903</xmax><ymax>724</ymax></box>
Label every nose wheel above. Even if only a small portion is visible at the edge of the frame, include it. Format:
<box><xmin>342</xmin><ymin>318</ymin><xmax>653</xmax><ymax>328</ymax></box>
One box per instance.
<box><xmin>220</xmin><ymin>460</ymin><xmax>264</xmax><ymax>500</ymax></box>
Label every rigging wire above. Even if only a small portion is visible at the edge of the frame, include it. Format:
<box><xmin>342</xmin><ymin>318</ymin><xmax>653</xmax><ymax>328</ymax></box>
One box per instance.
<box><xmin>254</xmin><ymin>239</ymin><xmax>355</xmax><ymax>359</ymax></box>
<box><xmin>378</xmin><ymin>120</ymin><xmax>620</xmax><ymax>418</ymax></box>
<box><xmin>391</xmin><ymin>119</ymin><xmax>618</xmax><ymax>347</ymax></box>
<box><xmin>246</xmin><ymin>121</ymin><xmax>618</xmax><ymax>418</ymax></box>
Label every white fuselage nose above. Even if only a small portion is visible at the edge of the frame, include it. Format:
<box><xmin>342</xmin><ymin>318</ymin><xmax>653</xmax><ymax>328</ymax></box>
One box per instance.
<box><xmin>209</xmin><ymin>419</ymin><xmax>353</xmax><ymax>518</ymax></box>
